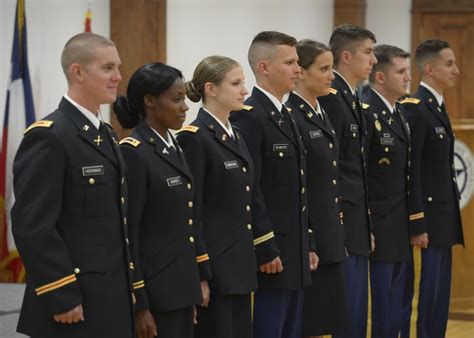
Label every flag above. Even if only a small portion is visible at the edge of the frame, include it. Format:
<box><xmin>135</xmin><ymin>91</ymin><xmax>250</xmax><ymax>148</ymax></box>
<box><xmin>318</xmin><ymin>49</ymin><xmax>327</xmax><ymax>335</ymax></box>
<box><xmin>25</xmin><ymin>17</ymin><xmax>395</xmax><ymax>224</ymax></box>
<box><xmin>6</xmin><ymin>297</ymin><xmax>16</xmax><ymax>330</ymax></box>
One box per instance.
<box><xmin>84</xmin><ymin>6</ymin><xmax>92</xmax><ymax>32</ymax></box>
<box><xmin>0</xmin><ymin>0</ymin><xmax>35</xmax><ymax>283</ymax></box>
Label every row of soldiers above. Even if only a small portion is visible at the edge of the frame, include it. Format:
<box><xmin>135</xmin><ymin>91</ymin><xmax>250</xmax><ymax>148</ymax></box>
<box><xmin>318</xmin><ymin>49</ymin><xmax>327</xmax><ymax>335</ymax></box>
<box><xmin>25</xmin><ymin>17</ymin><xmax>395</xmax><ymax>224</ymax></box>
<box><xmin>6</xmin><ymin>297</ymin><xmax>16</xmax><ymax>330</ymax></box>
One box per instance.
<box><xmin>10</xmin><ymin>24</ymin><xmax>463</xmax><ymax>338</ymax></box>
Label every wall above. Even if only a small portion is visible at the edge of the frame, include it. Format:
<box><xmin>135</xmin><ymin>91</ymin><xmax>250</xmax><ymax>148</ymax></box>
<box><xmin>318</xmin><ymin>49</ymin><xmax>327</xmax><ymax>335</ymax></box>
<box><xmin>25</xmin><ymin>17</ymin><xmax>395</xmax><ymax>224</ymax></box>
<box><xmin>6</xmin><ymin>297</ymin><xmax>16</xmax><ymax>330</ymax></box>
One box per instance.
<box><xmin>0</xmin><ymin>0</ymin><xmax>413</xmax><ymax>128</ymax></box>
<box><xmin>0</xmin><ymin>0</ymin><xmax>110</xmax><ymax>128</ymax></box>
<box><xmin>167</xmin><ymin>0</ymin><xmax>335</xmax><ymax>122</ymax></box>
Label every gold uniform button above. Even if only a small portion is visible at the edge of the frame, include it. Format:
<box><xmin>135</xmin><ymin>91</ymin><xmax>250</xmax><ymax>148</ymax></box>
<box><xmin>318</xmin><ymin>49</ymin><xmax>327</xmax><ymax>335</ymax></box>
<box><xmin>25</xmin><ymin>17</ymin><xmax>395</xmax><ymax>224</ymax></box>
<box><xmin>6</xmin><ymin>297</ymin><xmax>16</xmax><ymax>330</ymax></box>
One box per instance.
<box><xmin>361</xmin><ymin>147</ymin><xmax>364</xmax><ymax>153</ymax></box>
<box><xmin>302</xmin><ymin>206</ymin><xmax>306</xmax><ymax>212</ymax></box>
<box><xmin>242</xmin><ymin>167</ymin><xmax>247</xmax><ymax>173</ymax></box>
<box><xmin>332</xmin><ymin>179</ymin><xmax>337</xmax><ymax>185</ymax></box>
<box><xmin>121</xmin><ymin>177</ymin><xmax>125</xmax><ymax>184</ymax></box>
<box><xmin>246</xmin><ymin>205</ymin><xmax>251</xmax><ymax>212</ymax></box>
<box><xmin>245</xmin><ymin>186</ymin><xmax>250</xmax><ymax>192</ymax></box>
<box><xmin>301</xmin><ymin>169</ymin><xmax>304</xmax><ymax>176</ymax></box>
<box><xmin>74</xmin><ymin>268</ymin><xmax>81</xmax><ymax>274</ymax></box>
<box><xmin>453</xmin><ymin>177</ymin><xmax>456</xmax><ymax>182</ymax></box>
<box><xmin>187</xmin><ymin>183</ymin><xmax>192</xmax><ymax>190</ymax></box>
<box><xmin>189</xmin><ymin>236</ymin><xmax>195</xmax><ymax>243</ymax></box>
<box><xmin>279</xmin><ymin>152</ymin><xmax>284</xmax><ymax>157</ymax></box>
<box><xmin>329</xmin><ymin>143</ymin><xmax>334</xmax><ymax>149</ymax></box>
<box><xmin>88</xmin><ymin>178</ymin><xmax>95</xmax><ymax>185</ymax></box>
<box><xmin>301</xmin><ymin>187</ymin><xmax>305</xmax><ymax>194</ymax></box>
<box><xmin>188</xmin><ymin>201</ymin><xmax>193</xmax><ymax>208</ymax></box>
<box><xmin>188</xmin><ymin>219</ymin><xmax>193</xmax><ymax>225</ymax></box>
<box><xmin>407</xmin><ymin>175</ymin><xmax>410</xmax><ymax>181</ymax></box>
<box><xmin>428</xmin><ymin>197</ymin><xmax>433</xmax><ymax>202</ymax></box>
<box><xmin>333</xmin><ymin>160</ymin><xmax>337</xmax><ymax>166</ymax></box>
<box><xmin>335</xmin><ymin>197</ymin><xmax>339</xmax><ymax>203</ymax></box>
<box><xmin>121</xmin><ymin>197</ymin><xmax>125</xmax><ymax>205</ymax></box>
<box><xmin>123</xmin><ymin>217</ymin><xmax>127</xmax><ymax>225</ymax></box>
<box><xmin>247</xmin><ymin>224</ymin><xmax>252</xmax><ymax>230</ymax></box>
<box><xmin>440</xmin><ymin>134</ymin><xmax>444</xmax><ymax>139</ymax></box>
<box><xmin>384</xmin><ymin>147</ymin><xmax>389</xmax><ymax>153</ymax></box>
<box><xmin>352</xmin><ymin>132</ymin><xmax>356</xmax><ymax>137</ymax></box>
<box><xmin>125</xmin><ymin>238</ymin><xmax>129</xmax><ymax>245</ymax></box>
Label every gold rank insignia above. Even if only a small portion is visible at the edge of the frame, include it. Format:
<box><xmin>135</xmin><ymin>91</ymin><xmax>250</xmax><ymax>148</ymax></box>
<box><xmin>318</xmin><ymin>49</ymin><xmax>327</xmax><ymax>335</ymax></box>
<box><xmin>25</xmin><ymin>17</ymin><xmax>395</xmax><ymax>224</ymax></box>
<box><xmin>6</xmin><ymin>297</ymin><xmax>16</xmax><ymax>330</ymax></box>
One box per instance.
<box><xmin>352</xmin><ymin>101</ymin><xmax>356</xmax><ymax>110</ymax></box>
<box><xmin>307</xmin><ymin>111</ymin><xmax>313</xmax><ymax>118</ymax></box>
<box><xmin>375</xmin><ymin>120</ymin><xmax>382</xmax><ymax>132</ymax></box>
<box><xmin>222</xmin><ymin>134</ymin><xmax>227</xmax><ymax>141</ymax></box>
<box><xmin>361</xmin><ymin>103</ymin><xmax>370</xmax><ymax>109</ymax></box>
<box><xmin>242</xmin><ymin>104</ymin><xmax>254</xmax><ymax>111</ymax></box>
<box><xmin>378</xmin><ymin>157</ymin><xmax>390</xmax><ymax>165</ymax></box>
<box><xmin>176</xmin><ymin>125</ymin><xmax>200</xmax><ymax>133</ymax></box>
<box><xmin>24</xmin><ymin>120</ymin><xmax>54</xmax><ymax>134</ymax></box>
<box><xmin>400</xmin><ymin>98</ymin><xmax>420</xmax><ymax>105</ymax></box>
<box><xmin>119</xmin><ymin>137</ymin><xmax>141</xmax><ymax>147</ymax></box>
<box><xmin>329</xmin><ymin>88</ymin><xmax>338</xmax><ymax>95</ymax></box>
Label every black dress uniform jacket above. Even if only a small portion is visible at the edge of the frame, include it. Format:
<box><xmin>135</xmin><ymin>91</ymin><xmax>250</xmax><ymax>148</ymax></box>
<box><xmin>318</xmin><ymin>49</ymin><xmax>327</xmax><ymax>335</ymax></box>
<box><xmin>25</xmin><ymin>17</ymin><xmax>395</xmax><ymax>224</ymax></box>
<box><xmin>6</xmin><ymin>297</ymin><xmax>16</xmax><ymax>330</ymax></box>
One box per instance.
<box><xmin>230</xmin><ymin>88</ymin><xmax>314</xmax><ymax>290</ymax></box>
<box><xmin>286</xmin><ymin>93</ymin><xmax>346</xmax><ymax>264</ymax></box>
<box><xmin>11</xmin><ymin>98</ymin><xmax>134</xmax><ymax>338</ymax></box>
<box><xmin>319</xmin><ymin>73</ymin><xmax>372</xmax><ymax>256</ymax></box>
<box><xmin>177</xmin><ymin>109</ymin><xmax>275</xmax><ymax>295</ymax></box>
<box><xmin>401</xmin><ymin>85</ymin><xmax>464</xmax><ymax>247</ymax></box>
<box><xmin>362</xmin><ymin>88</ymin><xmax>411</xmax><ymax>262</ymax></box>
<box><xmin>119</xmin><ymin>120</ymin><xmax>205</xmax><ymax>313</ymax></box>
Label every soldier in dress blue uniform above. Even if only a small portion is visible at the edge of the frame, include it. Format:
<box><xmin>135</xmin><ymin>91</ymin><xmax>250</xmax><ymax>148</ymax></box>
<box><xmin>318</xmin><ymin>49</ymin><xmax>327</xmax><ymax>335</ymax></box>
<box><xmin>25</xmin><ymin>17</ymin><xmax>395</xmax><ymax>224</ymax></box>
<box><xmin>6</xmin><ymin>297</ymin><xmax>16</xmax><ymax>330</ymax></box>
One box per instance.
<box><xmin>286</xmin><ymin>39</ymin><xmax>349</xmax><ymax>338</ymax></box>
<box><xmin>401</xmin><ymin>39</ymin><xmax>464</xmax><ymax>338</ymax></box>
<box><xmin>114</xmin><ymin>63</ymin><xmax>209</xmax><ymax>338</ymax></box>
<box><xmin>11</xmin><ymin>33</ymin><xmax>135</xmax><ymax>338</ymax></box>
<box><xmin>177</xmin><ymin>56</ymin><xmax>279</xmax><ymax>338</ymax></box>
<box><xmin>230</xmin><ymin>31</ymin><xmax>318</xmax><ymax>338</ymax></box>
<box><xmin>318</xmin><ymin>24</ymin><xmax>377</xmax><ymax>338</ymax></box>
<box><xmin>361</xmin><ymin>45</ymin><xmax>412</xmax><ymax>338</ymax></box>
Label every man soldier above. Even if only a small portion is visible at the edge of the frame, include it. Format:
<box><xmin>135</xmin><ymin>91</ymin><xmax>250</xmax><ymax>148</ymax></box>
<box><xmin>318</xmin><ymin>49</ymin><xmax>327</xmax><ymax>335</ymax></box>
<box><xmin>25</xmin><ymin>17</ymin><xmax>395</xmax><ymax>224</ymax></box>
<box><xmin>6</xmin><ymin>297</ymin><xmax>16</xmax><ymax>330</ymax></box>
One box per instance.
<box><xmin>230</xmin><ymin>31</ymin><xmax>318</xmax><ymax>338</ymax></box>
<box><xmin>401</xmin><ymin>39</ymin><xmax>464</xmax><ymax>338</ymax></box>
<box><xmin>11</xmin><ymin>33</ymin><xmax>135</xmax><ymax>338</ymax></box>
<box><xmin>318</xmin><ymin>24</ymin><xmax>377</xmax><ymax>338</ymax></box>
<box><xmin>362</xmin><ymin>44</ymin><xmax>412</xmax><ymax>338</ymax></box>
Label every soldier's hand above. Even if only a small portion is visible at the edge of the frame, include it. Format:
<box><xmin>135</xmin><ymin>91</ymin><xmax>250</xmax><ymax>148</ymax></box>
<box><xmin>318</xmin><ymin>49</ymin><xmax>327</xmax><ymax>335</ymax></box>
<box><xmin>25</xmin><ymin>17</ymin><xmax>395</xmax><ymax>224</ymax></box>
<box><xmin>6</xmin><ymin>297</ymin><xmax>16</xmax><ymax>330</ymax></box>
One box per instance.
<box><xmin>53</xmin><ymin>304</ymin><xmax>84</xmax><ymax>324</ymax></box>
<box><xmin>371</xmin><ymin>232</ymin><xmax>376</xmax><ymax>252</ymax></box>
<box><xmin>200</xmin><ymin>280</ymin><xmax>211</xmax><ymax>307</ymax></box>
<box><xmin>259</xmin><ymin>256</ymin><xmax>283</xmax><ymax>274</ymax></box>
<box><xmin>193</xmin><ymin>305</ymin><xmax>198</xmax><ymax>324</ymax></box>
<box><xmin>136</xmin><ymin>309</ymin><xmax>158</xmax><ymax>338</ymax></box>
<box><xmin>411</xmin><ymin>232</ymin><xmax>429</xmax><ymax>248</ymax></box>
<box><xmin>309</xmin><ymin>251</ymin><xmax>319</xmax><ymax>271</ymax></box>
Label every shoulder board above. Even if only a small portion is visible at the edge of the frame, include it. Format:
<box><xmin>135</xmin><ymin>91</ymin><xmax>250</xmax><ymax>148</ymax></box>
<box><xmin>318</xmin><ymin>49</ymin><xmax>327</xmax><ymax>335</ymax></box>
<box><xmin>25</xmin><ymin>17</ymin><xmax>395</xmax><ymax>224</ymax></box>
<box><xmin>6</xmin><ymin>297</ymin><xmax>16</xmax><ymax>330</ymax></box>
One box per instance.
<box><xmin>24</xmin><ymin>120</ymin><xmax>54</xmax><ymax>134</ymax></box>
<box><xmin>119</xmin><ymin>137</ymin><xmax>141</xmax><ymax>148</ymax></box>
<box><xmin>242</xmin><ymin>105</ymin><xmax>254</xmax><ymax>111</ymax></box>
<box><xmin>400</xmin><ymin>98</ymin><xmax>420</xmax><ymax>105</ymax></box>
<box><xmin>176</xmin><ymin>125</ymin><xmax>200</xmax><ymax>134</ymax></box>
<box><xmin>104</xmin><ymin>121</ymin><xmax>114</xmax><ymax>129</ymax></box>
<box><xmin>361</xmin><ymin>103</ymin><xmax>370</xmax><ymax>109</ymax></box>
<box><xmin>329</xmin><ymin>88</ymin><xmax>338</xmax><ymax>95</ymax></box>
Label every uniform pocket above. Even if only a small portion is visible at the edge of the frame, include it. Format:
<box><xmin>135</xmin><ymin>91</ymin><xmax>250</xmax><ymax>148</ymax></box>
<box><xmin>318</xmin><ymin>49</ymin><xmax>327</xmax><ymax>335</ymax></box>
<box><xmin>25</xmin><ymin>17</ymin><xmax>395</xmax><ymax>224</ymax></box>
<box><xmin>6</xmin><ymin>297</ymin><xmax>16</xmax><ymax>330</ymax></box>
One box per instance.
<box><xmin>69</xmin><ymin>245</ymin><xmax>106</xmax><ymax>275</ymax></box>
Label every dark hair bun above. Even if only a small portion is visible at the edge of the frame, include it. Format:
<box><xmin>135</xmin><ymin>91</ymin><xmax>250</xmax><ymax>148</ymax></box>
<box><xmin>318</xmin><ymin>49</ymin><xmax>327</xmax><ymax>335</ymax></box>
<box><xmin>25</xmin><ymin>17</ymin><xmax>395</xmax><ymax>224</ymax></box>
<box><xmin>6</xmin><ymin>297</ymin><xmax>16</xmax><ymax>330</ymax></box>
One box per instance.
<box><xmin>185</xmin><ymin>81</ymin><xmax>201</xmax><ymax>102</ymax></box>
<box><xmin>113</xmin><ymin>95</ymin><xmax>139</xmax><ymax>129</ymax></box>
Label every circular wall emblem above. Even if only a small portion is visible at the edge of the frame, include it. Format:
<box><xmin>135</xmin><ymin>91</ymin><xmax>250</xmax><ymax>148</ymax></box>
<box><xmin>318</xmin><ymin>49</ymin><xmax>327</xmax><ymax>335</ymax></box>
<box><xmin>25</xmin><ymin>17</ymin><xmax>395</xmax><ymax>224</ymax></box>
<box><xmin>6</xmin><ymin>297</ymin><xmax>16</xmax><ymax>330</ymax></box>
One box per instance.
<box><xmin>454</xmin><ymin>139</ymin><xmax>474</xmax><ymax>209</ymax></box>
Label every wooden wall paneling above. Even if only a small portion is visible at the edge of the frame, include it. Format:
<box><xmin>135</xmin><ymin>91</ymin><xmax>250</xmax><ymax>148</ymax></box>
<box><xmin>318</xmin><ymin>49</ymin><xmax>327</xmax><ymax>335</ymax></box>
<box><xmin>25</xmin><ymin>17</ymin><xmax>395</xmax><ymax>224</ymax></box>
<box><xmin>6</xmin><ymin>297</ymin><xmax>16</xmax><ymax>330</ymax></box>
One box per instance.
<box><xmin>334</xmin><ymin>0</ymin><xmax>366</xmax><ymax>27</ymax></box>
<box><xmin>110</xmin><ymin>0</ymin><xmax>166</xmax><ymax>139</ymax></box>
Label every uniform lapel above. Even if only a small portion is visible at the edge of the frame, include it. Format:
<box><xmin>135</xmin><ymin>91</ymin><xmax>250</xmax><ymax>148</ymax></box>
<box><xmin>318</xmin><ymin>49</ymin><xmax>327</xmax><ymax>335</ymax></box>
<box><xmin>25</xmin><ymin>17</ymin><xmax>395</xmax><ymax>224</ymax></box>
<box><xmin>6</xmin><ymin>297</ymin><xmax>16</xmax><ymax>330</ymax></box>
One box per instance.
<box><xmin>368</xmin><ymin>89</ymin><xmax>408</xmax><ymax>143</ymax></box>
<box><xmin>419</xmin><ymin>86</ymin><xmax>450</xmax><ymax>129</ymax></box>
<box><xmin>334</xmin><ymin>73</ymin><xmax>361</xmax><ymax>125</ymax></box>
<box><xmin>252</xmin><ymin>88</ymin><xmax>298</xmax><ymax>146</ymax></box>
<box><xmin>197</xmin><ymin>109</ymin><xmax>249</xmax><ymax>163</ymax></box>
<box><xmin>136</xmin><ymin>121</ymin><xmax>191</xmax><ymax>179</ymax></box>
<box><xmin>288</xmin><ymin>92</ymin><xmax>335</xmax><ymax>138</ymax></box>
<box><xmin>60</xmin><ymin>98</ymin><xmax>118</xmax><ymax>167</ymax></box>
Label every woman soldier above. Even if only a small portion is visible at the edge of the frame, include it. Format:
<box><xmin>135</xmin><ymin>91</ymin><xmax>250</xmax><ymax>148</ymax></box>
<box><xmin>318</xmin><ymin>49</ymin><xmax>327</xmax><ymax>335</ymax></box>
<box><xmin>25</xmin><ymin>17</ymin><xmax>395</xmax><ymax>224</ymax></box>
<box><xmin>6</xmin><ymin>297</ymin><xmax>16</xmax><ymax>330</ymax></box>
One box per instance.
<box><xmin>114</xmin><ymin>62</ymin><xmax>211</xmax><ymax>338</ymax></box>
<box><xmin>285</xmin><ymin>40</ymin><xmax>350</xmax><ymax>338</ymax></box>
<box><xmin>177</xmin><ymin>56</ymin><xmax>277</xmax><ymax>338</ymax></box>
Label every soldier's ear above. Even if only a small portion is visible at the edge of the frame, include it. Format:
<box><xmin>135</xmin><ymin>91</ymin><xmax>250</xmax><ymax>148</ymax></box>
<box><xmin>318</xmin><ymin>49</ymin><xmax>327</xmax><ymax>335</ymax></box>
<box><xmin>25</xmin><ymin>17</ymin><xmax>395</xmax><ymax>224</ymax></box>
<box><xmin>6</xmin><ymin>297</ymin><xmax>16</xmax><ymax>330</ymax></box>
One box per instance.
<box><xmin>340</xmin><ymin>50</ymin><xmax>352</xmax><ymax>65</ymax></box>
<box><xmin>257</xmin><ymin>60</ymin><xmax>270</xmax><ymax>76</ymax></box>
<box><xmin>69</xmin><ymin>62</ymin><xmax>84</xmax><ymax>83</ymax></box>
<box><xmin>204</xmin><ymin>82</ymin><xmax>216</xmax><ymax>98</ymax></box>
<box><xmin>143</xmin><ymin>94</ymin><xmax>154</xmax><ymax>108</ymax></box>
<box><xmin>375</xmin><ymin>71</ymin><xmax>385</xmax><ymax>85</ymax></box>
